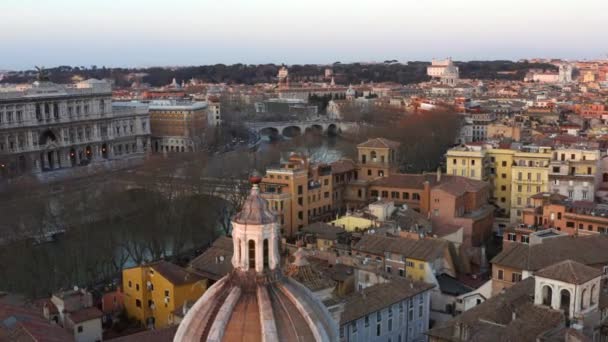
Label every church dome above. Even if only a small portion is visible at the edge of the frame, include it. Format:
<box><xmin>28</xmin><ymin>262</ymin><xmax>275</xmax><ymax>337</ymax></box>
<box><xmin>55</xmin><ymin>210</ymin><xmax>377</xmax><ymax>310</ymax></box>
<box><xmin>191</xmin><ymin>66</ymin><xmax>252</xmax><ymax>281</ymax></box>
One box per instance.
<box><xmin>174</xmin><ymin>178</ymin><xmax>338</xmax><ymax>342</ymax></box>
<box><xmin>232</xmin><ymin>186</ymin><xmax>275</xmax><ymax>225</ymax></box>
<box><xmin>346</xmin><ymin>85</ymin><xmax>356</xmax><ymax>97</ymax></box>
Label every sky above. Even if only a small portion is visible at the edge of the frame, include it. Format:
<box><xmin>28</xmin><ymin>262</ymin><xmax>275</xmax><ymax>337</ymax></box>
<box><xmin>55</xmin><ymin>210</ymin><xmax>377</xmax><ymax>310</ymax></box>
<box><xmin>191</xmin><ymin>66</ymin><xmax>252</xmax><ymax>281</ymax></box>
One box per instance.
<box><xmin>1</xmin><ymin>0</ymin><xmax>607</xmax><ymax>70</ymax></box>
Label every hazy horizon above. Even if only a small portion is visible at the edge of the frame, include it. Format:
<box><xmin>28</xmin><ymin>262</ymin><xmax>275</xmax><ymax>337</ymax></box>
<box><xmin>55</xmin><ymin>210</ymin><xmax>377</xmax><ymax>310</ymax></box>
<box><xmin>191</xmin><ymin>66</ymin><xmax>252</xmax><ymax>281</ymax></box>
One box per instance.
<box><xmin>2</xmin><ymin>0</ymin><xmax>607</xmax><ymax>70</ymax></box>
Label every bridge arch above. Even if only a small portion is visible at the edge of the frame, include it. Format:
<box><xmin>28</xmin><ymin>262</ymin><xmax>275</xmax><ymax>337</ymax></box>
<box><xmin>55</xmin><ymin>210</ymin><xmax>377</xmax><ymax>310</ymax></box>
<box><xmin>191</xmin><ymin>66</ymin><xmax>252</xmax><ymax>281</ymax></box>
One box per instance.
<box><xmin>327</xmin><ymin>123</ymin><xmax>339</xmax><ymax>136</ymax></box>
<box><xmin>304</xmin><ymin>124</ymin><xmax>324</xmax><ymax>135</ymax></box>
<box><xmin>282</xmin><ymin>125</ymin><xmax>302</xmax><ymax>138</ymax></box>
<box><xmin>259</xmin><ymin>127</ymin><xmax>280</xmax><ymax>140</ymax></box>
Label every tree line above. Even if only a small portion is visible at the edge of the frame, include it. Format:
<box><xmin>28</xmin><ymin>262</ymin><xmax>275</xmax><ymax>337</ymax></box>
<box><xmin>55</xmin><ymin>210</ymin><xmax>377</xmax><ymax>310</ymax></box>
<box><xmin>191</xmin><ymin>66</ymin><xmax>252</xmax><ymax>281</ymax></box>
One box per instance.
<box><xmin>1</xmin><ymin>61</ymin><xmax>557</xmax><ymax>87</ymax></box>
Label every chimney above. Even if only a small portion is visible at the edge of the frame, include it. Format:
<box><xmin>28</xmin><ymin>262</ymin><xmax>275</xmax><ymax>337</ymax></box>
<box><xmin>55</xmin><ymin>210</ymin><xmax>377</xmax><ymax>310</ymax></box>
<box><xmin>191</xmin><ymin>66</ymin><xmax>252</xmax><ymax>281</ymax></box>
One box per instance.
<box><xmin>437</xmin><ymin>167</ymin><xmax>442</xmax><ymax>182</ymax></box>
<box><xmin>480</xmin><ymin>245</ymin><xmax>488</xmax><ymax>274</ymax></box>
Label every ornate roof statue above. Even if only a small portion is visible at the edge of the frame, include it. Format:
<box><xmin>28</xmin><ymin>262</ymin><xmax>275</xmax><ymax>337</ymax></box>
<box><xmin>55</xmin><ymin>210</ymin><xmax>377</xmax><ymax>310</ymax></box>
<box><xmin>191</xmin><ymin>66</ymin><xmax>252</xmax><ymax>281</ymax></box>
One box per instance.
<box><xmin>35</xmin><ymin>66</ymin><xmax>50</xmax><ymax>82</ymax></box>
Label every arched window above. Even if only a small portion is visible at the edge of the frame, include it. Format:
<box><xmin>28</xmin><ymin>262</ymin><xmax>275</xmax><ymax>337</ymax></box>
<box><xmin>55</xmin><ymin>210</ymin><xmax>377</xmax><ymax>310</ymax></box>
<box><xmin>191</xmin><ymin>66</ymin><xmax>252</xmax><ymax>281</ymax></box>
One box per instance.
<box><xmin>560</xmin><ymin>289</ymin><xmax>571</xmax><ymax>316</ymax></box>
<box><xmin>590</xmin><ymin>284</ymin><xmax>597</xmax><ymax>305</ymax></box>
<box><xmin>85</xmin><ymin>145</ymin><xmax>92</xmax><ymax>161</ymax></box>
<box><xmin>542</xmin><ymin>285</ymin><xmax>553</xmax><ymax>306</ymax></box>
<box><xmin>263</xmin><ymin>239</ymin><xmax>269</xmax><ymax>269</ymax></box>
<box><xmin>580</xmin><ymin>289</ymin><xmax>587</xmax><ymax>310</ymax></box>
<box><xmin>248</xmin><ymin>240</ymin><xmax>256</xmax><ymax>270</ymax></box>
<box><xmin>370</xmin><ymin>151</ymin><xmax>377</xmax><ymax>161</ymax></box>
<box><xmin>69</xmin><ymin>148</ymin><xmax>77</xmax><ymax>166</ymax></box>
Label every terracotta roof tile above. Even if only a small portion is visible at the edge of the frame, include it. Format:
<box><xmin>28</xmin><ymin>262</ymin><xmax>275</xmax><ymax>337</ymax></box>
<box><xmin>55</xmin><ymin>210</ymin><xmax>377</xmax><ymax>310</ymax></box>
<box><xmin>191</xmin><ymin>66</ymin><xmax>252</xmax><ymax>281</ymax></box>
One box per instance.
<box><xmin>189</xmin><ymin>236</ymin><xmax>234</xmax><ymax>281</ymax></box>
<box><xmin>67</xmin><ymin>307</ymin><xmax>103</xmax><ymax>324</ymax></box>
<box><xmin>341</xmin><ymin>279</ymin><xmax>434</xmax><ymax>324</ymax></box>
<box><xmin>357</xmin><ymin>138</ymin><xmax>401</xmax><ymax>149</ymax></box>
<box><xmin>535</xmin><ymin>260</ymin><xmax>602</xmax><ymax>285</ymax></box>
<box><xmin>427</xmin><ymin>277</ymin><xmax>565</xmax><ymax>342</ymax></box>
<box><xmin>330</xmin><ymin>159</ymin><xmax>357</xmax><ymax>174</ymax></box>
<box><xmin>353</xmin><ymin>235</ymin><xmax>448</xmax><ymax>262</ymax></box>
<box><xmin>0</xmin><ymin>303</ymin><xmax>73</xmax><ymax>342</ymax></box>
<box><xmin>109</xmin><ymin>326</ymin><xmax>177</xmax><ymax>341</ymax></box>
<box><xmin>491</xmin><ymin>235</ymin><xmax>608</xmax><ymax>271</ymax></box>
<box><xmin>151</xmin><ymin>261</ymin><xmax>204</xmax><ymax>286</ymax></box>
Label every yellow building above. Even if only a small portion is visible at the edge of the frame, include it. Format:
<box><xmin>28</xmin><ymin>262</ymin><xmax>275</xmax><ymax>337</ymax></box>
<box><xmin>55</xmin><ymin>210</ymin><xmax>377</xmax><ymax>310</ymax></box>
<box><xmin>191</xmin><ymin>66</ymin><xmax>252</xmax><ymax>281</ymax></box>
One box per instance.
<box><xmin>122</xmin><ymin>261</ymin><xmax>206</xmax><ymax>329</ymax></box>
<box><xmin>357</xmin><ymin>138</ymin><xmax>400</xmax><ymax>181</ymax></box>
<box><xmin>446</xmin><ymin>144</ymin><xmax>517</xmax><ymax>216</ymax></box>
<box><xmin>446</xmin><ymin>145</ymin><xmax>487</xmax><ymax>181</ymax></box>
<box><xmin>354</xmin><ymin>235</ymin><xmax>456</xmax><ymax>283</ymax></box>
<box><xmin>510</xmin><ymin>147</ymin><xmax>552</xmax><ymax>222</ymax></box>
<box><xmin>446</xmin><ymin>144</ymin><xmax>554</xmax><ymax>220</ymax></box>
<box><xmin>300</xmin><ymin>221</ymin><xmax>347</xmax><ymax>251</ymax></box>
<box><xmin>486</xmin><ymin>148</ymin><xmax>515</xmax><ymax>216</ymax></box>
<box><xmin>404</xmin><ymin>258</ymin><xmax>429</xmax><ymax>282</ymax></box>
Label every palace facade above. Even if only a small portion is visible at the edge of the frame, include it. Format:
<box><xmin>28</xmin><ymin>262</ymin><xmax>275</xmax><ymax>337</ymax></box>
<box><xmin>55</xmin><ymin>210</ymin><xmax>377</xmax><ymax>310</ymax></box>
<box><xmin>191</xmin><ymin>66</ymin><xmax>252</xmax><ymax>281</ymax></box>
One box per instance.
<box><xmin>0</xmin><ymin>78</ymin><xmax>150</xmax><ymax>180</ymax></box>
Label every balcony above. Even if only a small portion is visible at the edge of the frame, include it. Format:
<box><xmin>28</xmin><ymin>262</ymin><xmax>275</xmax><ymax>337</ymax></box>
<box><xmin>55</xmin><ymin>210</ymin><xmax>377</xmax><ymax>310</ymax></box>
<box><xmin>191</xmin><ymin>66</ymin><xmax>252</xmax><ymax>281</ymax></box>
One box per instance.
<box><xmin>260</xmin><ymin>192</ymin><xmax>290</xmax><ymax>200</ymax></box>
<box><xmin>513</xmin><ymin>178</ymin><xmax>544</xmax><ymax>185</ymax></box>
<box><xmin>308</xmin><ymin>181</ymin><xmax>322</xmax><ymax>190</ymax></box>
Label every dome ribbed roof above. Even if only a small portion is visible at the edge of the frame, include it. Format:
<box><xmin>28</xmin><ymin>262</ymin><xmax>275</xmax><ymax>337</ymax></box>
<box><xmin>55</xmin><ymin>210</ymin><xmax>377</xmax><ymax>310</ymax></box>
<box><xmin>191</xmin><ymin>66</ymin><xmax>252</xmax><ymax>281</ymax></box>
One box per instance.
<box><xmin>232</xmin><ymin>186</ymin><xmax>276</xmax><ymax>225</ymax></box>
<box><xmin>174</xmin><ymin>271</ymin><xmax>338</xmax><ymax>341</ymax></box>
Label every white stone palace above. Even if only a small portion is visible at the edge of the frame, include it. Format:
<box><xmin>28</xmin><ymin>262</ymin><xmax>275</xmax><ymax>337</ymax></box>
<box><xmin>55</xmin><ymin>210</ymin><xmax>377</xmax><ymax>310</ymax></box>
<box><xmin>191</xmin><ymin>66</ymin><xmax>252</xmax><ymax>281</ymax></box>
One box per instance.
<box><xmin>0</xmin><ymin>77</ymin><xmax>150</xmax><ymax>181</ymax></box>
<box><xmin>427</xmin><ymin>58</ymin><xmax>460</xmax><ymax>85</ymax></box>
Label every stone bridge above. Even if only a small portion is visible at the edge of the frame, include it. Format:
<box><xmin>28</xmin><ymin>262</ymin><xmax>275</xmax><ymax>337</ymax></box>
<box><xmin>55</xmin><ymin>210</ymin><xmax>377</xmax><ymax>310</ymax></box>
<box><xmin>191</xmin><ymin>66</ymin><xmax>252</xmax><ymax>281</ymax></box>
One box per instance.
<box><xmin>245</xmin><ymin>120</ymin><xmax>351</xmax><ymax>139</ymax></box>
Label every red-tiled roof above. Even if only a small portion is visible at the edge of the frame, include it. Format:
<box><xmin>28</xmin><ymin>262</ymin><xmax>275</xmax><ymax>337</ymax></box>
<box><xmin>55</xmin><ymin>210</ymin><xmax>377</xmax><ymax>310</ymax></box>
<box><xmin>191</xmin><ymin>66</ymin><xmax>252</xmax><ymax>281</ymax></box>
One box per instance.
<box><xmin>535</xmin><ymin>259</ymin><xmax>602</xmax><ymax>284</ymax></box>
<box><xmin>67</xmin><ymin>307</ymin><xmax>103</xmax><ymax>324</ymax></box>
<box><xmin>152</xmin><ymin>261</ymin><xmax>204</xmax><ymax>286</ymax></box>
<box><xmin>108</xmin><ymin>326</ymin><xmax>177</xmax><ymax>342</ymax></box>
<box><xmin>357</xmin><ymin>138</ymin><xmax>401</xmax><ymax>149</ymax></box>
<box><xmin>0</xmin><ymin>303</ymin><xmax>73</xmax><ymax>342</ymax></box>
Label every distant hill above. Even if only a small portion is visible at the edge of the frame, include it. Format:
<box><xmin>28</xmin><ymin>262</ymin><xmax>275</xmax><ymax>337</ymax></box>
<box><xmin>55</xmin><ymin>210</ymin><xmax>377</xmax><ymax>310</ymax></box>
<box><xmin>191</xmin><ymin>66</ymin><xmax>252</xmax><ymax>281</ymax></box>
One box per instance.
<box><xmin>0</xmin><ymin>61</ymin><xmax>557</xmax><ymax>87</ymax></box>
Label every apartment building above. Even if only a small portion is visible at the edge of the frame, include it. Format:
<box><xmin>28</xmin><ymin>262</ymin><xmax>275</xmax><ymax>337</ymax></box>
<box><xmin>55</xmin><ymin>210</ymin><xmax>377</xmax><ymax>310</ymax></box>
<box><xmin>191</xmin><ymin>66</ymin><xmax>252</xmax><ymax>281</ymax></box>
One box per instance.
<box><xmin>510</xmin><ymin>146</ymin><xmax>552</xmax><ymax>221</ymax></box>
<box><xmin>148</xmin><ymin>100</ymin><xmax>208</xmax><ymax>153</ymax></box>
<box><xmin>262</xmin><ymin>138</ymin><xmax>491</xmax><ymax>243</ymax></box>
<box><xmin>487</xmin><ymin>148</ymin><xmax>515</xmax><ymax>216</ymax></box>
<box><xmin>352</xmin><ymin>235</ymin><xmax>456</xmax><ymax>283</ymax></box>
<box><xmin>122</xmin><ymin>261</ymin><xmax>205</xmax><ymax>329</ymax></box>
<box><xmin>340</xmin><ymin>279</ymin><xmax>434</xmax><ymax>342</ymax></box>
<box><xmin>548</xmin><ymin>147</ymin><xmax>601</xmax><ymax>201</ymax></box>
<box><xmin>446</xmin><ymin>144</ymin><xmax>514</xmax><ymax>216</ymax></box>
<box><xmin>522</xmin><ymin>192</ymin><xmax>608</xmax><ymax>236</ymax></box>
<box><xmin>446</xmin><ymin>144</ymin><xmax>487</xmax><ymax>181</ymax></box>
<box><xmin>446</xmin><ymin>143</ymin><xmax>554</xmax><ymax>222</ymax></box>
<box><xmin>260</xmin><ymin>154</ymin><xmax>334</xmax><ymax>237</ymax></box>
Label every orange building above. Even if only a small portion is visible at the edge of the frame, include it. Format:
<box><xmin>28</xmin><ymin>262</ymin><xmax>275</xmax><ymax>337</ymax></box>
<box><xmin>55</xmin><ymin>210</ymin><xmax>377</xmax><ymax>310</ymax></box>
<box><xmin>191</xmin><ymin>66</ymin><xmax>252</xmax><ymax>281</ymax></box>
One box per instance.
<box><xmin>357</xmin><ymin>138</ymin><xmax>400</xmax><ymax>181</ymax></box>
<box><xmin>523</xmin><ymin>192</ymin><xmax>608</xmax><ymax>236</ymax></box>
<box><xmin>148</xmin><ymin>100</ymin><xmax>208</xmax><ymax>153</ymax></box>
<box><xmin>260</xmin><ymin>154</ymin><xmax>337</xmax><ymax>237</ymax></box>
<box><xmin>574</xmin><ymin>103</ymin><xmax>608</xmax><ymax>118</ymax></box>
<box><xmin>260</xmin><ymin>138</ymin><xmax>493</xmax><ymax>248</ymax></box>
<box><xmin>368</xmin><ymin>170</ymin><xmax>493</xmax><ymax>248</ymax></box>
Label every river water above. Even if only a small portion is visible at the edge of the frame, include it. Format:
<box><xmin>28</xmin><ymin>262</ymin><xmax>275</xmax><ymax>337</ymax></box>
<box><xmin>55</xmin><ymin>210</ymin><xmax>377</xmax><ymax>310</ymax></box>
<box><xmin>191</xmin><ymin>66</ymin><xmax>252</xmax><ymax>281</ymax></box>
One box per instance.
<box><xmin>256</xmin><ymin>134</ymin><xmax>355</xmax><ymax>164</ymax></box>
